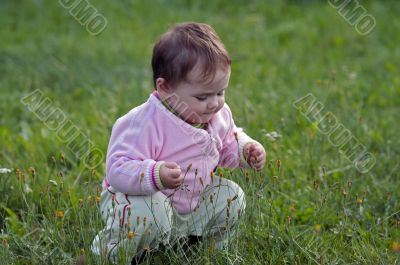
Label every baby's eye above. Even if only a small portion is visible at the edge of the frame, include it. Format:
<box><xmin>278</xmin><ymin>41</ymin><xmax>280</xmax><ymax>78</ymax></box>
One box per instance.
<box><xmin>217</xmin><ymin>92</ymin><xmax>224</xmax><ymax>96</ymax></box>
<box><xmin>195</xmin><ymin>96</ymin><xmax>207</xmax><ymax>101</ymax></box>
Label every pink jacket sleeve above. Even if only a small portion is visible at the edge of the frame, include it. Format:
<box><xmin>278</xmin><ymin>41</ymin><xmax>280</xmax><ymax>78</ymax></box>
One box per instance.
<box><xmin>105</xmin><ymin>108</ymin><xmax>164</xmax><ymax>195</ymax></box>
<box><xmin>218</xmin><ymin>104</ymin><xmax>257</xmax><ymax>168</ymax></box>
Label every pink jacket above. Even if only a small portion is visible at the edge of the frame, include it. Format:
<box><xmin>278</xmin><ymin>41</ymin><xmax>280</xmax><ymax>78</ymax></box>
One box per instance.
<box><xmin>103</xmin><ymin>92</ymin><xmax>256</xmax><ymax>214</ymax></box>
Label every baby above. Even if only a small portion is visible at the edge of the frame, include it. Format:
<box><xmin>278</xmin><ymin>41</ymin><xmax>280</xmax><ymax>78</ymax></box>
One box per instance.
<box><xmin>92</xmin><ymin>22</ymin><xmax>266</xmax><ymax>263</ymax></box>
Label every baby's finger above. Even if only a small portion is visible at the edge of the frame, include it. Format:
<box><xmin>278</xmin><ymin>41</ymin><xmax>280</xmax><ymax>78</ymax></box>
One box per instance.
<box><xmin>254</xmin><ymin>156</ymin><xmax>265</xmax><ymax>168</ymax></box>
<box><xmin>257</xmin><ymin>152</ymin><xmax>265</xmax><ymax>161</ymax></box>
<box><xmin>168</xmin><ymin>168</ymin><xmax>182</xmax><ymax>179</ymax></box>
<box><xmin>175</xmin><ymin>177</ymin><xmax>184</xmax><ymax>187</ymax></box>
<box><xmin>247</xmin><ymin>144</ymin><xmax>256</xmax><ymax>157</ymax></box>
<box><xmin>252</xmin><ymin>159</ymin><xmax>264</xmax><ymax>169</ymax></box>
<box><xmin>164</xmin><ymin>161</ymin><xmax>180</xmax><ymax>169</ymax></box>
<box><xmin>255</xmin><ymin>147</ymin><xmax>263</xmax><ymax>155</ymax></box>
<box><xmin>255</xmin><ymin>159</ymin><xmax>264</xmax><ymax>167</ymax></box>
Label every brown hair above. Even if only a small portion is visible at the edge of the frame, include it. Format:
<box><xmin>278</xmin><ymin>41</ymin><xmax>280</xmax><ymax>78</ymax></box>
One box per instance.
<box><xmin>151</xmin><ymin>22</ymin><xmax>231</xmax><ymax>88</ymax></box>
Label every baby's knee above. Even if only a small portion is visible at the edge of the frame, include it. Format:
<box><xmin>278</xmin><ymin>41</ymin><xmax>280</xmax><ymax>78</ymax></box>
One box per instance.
<box><xmin>140</xmin><ymin>192</ymin><xmax>173</xmax><ymax>232</ymax></box>
<box><xmin>226</xmin><ymin>180</ymin><xmax>246</xmax><ymax>214</ymax></box>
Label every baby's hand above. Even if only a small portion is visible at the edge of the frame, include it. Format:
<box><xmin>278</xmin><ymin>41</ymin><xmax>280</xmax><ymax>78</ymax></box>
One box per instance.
<box><xmin>160</xmin><ymin>162</ymin><xmax>183</xmax><ymax>189</ymax></box>
<box><xmin>244</xmin><ymin>143</ymin><xmax>266</xmax><ymax>171</ymax></box>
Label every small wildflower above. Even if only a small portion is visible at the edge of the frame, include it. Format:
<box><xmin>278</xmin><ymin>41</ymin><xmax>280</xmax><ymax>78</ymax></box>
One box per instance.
<box><xmin>143</xmin><ymin>244</ymin><xmax>151</xmax><ymax>252</ymax></box>
<box><xmin>391</xmin><ymin>241</ymin><xmax>400</xmax><ymax>253</ymax></box>
<box><xmin>209</xmin><ymin>173</ymin><xmax>215</xmax><ymax>187</ymax></box>
<box><xmin>96</xmin><ymin>196</ymin><xmax>101</xmax><ymax>204</ymax></box>
<box><xmin>227</xmin><ymin>198</ymin><xmax>232</xmax><ymax>208</ymax></box>
<box><xmin>287</xmin><ymin>216</ymin><xmax>292</xmax><ymax>225</ymax></box>
<box><xmin>60</xmin><ymin>153</ymin><xmax>65</xmax><ymax>163</ymax></box>
<box><xmin>348</xmin><ymin>181</ymin><xmax>352</xmax><ymax>188</ymax></box>
<box><xmin>356</xmin><ymin>198</ymin><xmax>363</xmax><ymax>205</ymax></box>
<box><xmin>264</xmin><ymin>131</ymin><xmax>281</xmax><ymax>142</ymax></box>
<box><xmin>289</xmin><ymin>205</ymin><xmax>296</xmax><ymax>213</ymax></box>
<box><xmin>313</xmin><ymin>180</ymin><xmax>319</xmax><ymax>190</ymax></box>
<box><xmin>128</xmin><ymin>231</ymin><xmax>136</xmax><ymax>240</ymax></box>
<box><xmin>51</xmin><ymin>155</ymin><xmax>56</xmax><ymax>163</ymax></box>
<box><xmin>140</xmin><ymin>172</ymin><xmax>144</xmax><ymax>183</ymax></box>
<box><xmin>314</xmin><ymin>224</ymin><xmax>322</xmax><ymax>233</ymax></box>
<box><xmin>0</xmin><ymin>168</ymin><xmax>12</xmax><ymax>174</ymax></box>
<box><xmin>20</xmin><ymin>173</ymin><xmax>26</xmax><ymax>182</ymax></box>
<box><xmin>316</xmin><ymin>79</ymin><xmax>321</xmax><ymax>86</ymax></box>
<box><xmin>342</xmin><ymin>190</ymin><xmax>348</xmax><ymax>197</ymax></box>
<box><xmin>2</xmin><ymin>239</ymin><xmax>9</xmax><ymax>248</ymax></box>
<box><xmin>24</xmin><ymin>183</ymin><xmax>33</xmax><ymax>194</ymax></box>
<box><xmin>49</xmin><ymin>179</ymin><xmax>58</xmax><ymax>186</ymax></box>
<box><xmin>28</xmin><ymin>167</ymin><xmax>36</xmax><ymax>178</ymax></box>
<box><xmin>56</xmin><ymin>211</ymin><xmax>64</xmax><ymax>218</ymax></box>
<box><xmin>111</xmin><ymin>194</ymin><xmax>116</xmax><ymax>207</ymax></box>
<box><xmin>78</xmin><ymin>198</ymin><xmax>83</xmax><ymax>208</ymax></box>
<box><xmin>277</xmin><ymin>159</ymin><xmax>282</xmax><ymax>169</ymax></box>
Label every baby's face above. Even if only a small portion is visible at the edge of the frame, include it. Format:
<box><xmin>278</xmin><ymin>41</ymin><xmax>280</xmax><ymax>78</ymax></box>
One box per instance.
<box><xmin>164</xmin><ymin>65</ymin><xmax>230</xmax><ymax>124</ymax></box>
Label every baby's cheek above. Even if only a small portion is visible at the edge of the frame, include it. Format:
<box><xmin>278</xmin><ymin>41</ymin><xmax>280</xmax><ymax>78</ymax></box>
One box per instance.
<box><xmin>218</xmin><ymin>98</ymin><xmax>225</xmax><ymax>109</ymax></box>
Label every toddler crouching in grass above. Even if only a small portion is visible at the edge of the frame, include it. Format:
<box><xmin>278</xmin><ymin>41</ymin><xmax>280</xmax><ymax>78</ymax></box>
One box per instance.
<box><xmin>92</xmin><ymin>22</ymin><xmax>266</xmax><ymax>264</ymax></box>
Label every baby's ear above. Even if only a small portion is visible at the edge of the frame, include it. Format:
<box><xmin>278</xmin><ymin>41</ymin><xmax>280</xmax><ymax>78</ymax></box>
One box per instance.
<box><xmin>156</xmin><ymin>78</ymin><xmax>169</xmax><ymax>93</ymax></box>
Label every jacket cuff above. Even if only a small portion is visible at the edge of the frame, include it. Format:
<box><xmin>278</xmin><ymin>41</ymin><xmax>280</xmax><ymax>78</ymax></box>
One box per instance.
<box><xmin>154</xmin><ymin>161</ymin><xmax>165</xmax><ymax>190</ymax></box>
<box><xmin>142</xmin><ymin>160</ymin><xmax>164</xmax><ymax>193</ymax></box>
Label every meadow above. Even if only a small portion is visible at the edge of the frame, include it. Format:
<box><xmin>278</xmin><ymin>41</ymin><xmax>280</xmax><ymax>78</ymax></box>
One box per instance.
<box><xmin>0</xmin><ymin>0</ymin><xmax>399</xmax><ymax>264</ymax></box>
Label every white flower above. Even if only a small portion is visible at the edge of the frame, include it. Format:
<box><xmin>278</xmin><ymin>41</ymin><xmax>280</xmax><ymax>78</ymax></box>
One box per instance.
<box><xmin>24</xmin><ymin>183</ymin><xmax>33</xmax><ymax>194</ymax></box>
<box><xmin>264</xmin><ymin>131</ymin><xmax>282</xmax><ymax>142</ymax></box>
<box><xmin>0</xmin><ymin>168</ymin><xmax>12</xmax><ymax>174</ymax></box>
<box><xmin>49</xmin><ymin>180</ymin><xmax>58</xmax><ymax>186</ymax></box>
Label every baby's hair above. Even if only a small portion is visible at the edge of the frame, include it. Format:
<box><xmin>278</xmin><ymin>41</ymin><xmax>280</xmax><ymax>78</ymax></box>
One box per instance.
<box><xmin>152</xmin><ymin>22</ymin><xmax>231</xmax><ymax>88</ymax></box>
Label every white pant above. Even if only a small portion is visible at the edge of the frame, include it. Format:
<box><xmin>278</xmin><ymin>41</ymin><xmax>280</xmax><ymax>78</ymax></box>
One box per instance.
<box><xmin>91</xmin><ymin>176</ymin><xmax>246</xmax><ymax>263</ymax></box>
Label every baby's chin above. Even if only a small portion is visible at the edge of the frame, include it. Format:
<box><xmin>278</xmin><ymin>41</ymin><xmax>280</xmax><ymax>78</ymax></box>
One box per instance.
<box><xmin>199</xmin><ymin>113</ymin><xmax>214</xmax><ymax>123</ymax></box>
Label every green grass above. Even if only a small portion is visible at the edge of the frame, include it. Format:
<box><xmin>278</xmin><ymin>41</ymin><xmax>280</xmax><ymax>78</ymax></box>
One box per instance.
<box><xmin>1</xmin><ymin>0</ymin><xmax>399</xmax><ymax>264</ymax></box>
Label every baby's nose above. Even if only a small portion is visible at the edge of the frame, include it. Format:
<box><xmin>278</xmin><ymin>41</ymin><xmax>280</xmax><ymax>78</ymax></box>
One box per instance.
<box><xmin>207</xmin><ymin>98</ymin><xmax>219</xmax><ymax>109</ymax></box>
